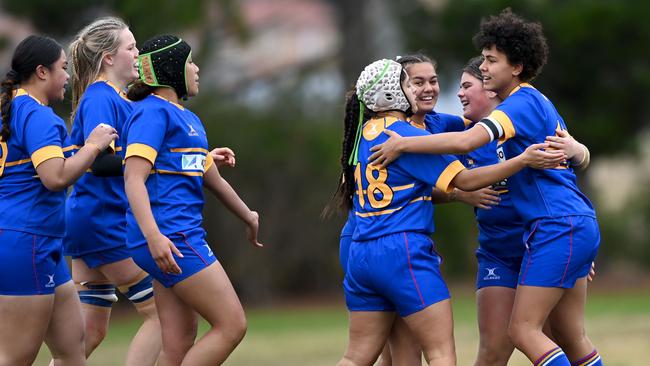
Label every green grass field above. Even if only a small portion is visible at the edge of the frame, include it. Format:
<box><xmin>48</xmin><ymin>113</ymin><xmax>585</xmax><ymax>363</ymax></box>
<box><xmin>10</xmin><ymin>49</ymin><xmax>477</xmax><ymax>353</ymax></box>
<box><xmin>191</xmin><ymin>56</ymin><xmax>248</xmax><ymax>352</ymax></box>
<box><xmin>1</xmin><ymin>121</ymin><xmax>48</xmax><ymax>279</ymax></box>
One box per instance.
<box><xmin>36</xmin><ymin>288</ymin><xmax>650</xmax><ymax>365</ymax></box>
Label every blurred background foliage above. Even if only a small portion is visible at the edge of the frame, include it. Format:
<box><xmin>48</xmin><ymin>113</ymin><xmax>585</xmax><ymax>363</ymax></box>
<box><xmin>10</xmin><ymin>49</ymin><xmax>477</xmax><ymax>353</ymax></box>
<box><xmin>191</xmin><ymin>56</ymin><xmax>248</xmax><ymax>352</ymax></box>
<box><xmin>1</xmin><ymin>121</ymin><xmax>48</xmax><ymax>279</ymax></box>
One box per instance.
<box><xmin>1</xmin><ymin>0</ymin><xmax>648</xmax><ymax>304</ymax></box>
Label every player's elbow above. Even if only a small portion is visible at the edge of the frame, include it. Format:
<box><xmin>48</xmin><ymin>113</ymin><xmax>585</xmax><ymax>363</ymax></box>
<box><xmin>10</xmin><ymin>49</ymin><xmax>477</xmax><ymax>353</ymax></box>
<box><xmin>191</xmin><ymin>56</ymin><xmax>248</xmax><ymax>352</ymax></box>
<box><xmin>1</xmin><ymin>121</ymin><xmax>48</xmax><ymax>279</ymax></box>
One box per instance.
<box><xmin>450</xmin><ymin>171</ymin><xmax>479</xmax><ymax>192</ymax></box>
<box><xmin>39</xmin><ymin>176</ymin><xmax>68</xmax><ymax>192</ymax></box>
<box><xmin>456</xmin><ymin>139</ymin><xmax>475</xmax><ymax>154</ymax></box>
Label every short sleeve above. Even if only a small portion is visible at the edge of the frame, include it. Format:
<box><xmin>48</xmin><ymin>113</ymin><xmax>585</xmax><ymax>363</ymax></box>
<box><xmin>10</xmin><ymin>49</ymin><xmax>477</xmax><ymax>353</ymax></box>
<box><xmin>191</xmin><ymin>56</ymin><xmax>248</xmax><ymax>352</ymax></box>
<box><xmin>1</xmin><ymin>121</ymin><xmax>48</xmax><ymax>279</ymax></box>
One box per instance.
<box><xmin>483</xmin><ymin>92</ymin><xmax>544</xmax><ymax>143</ymax></box>
<box><xmin>24</xmin><ymin>109</ymin><xmax>65</xmax><ymax>168</ymax></box>
<box><xmin>204</xmin><ymin>152</ymin><xmax>214</xmax><ymax>172</ymax></box>
<box><xmin>437</xmin><ymin>113</ymin><xmax>469</xmax><ymax>133</ymax></box>
<box><xmin>124</xmin><ymin>106</ymin><xmax>167</xmax><ymax>165</ymax></box>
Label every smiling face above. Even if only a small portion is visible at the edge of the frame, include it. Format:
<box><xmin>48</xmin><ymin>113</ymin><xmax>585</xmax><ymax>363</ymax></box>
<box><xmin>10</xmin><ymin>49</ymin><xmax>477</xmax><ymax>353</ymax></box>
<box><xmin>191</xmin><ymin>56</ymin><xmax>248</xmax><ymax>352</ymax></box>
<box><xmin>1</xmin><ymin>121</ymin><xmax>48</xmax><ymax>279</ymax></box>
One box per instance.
<box><xmin>457</xmin><ymin>72</ymin><xmax>494</xmax><ymax>122</ymax></box>
<box><xmin>45</xmin><ymin>50</ymin><xmax>70</xmax><ymax>102</ymax></box>
<box><xmin>105</xmin><ymin>28</ymin><xmax>139</xmax><ymax>84</ymax></box>
<box><xmin>404</xmin><ymin>62</ymin><xmax>439</xmax><ymax>115</ymax></box>
<box><xmin>185</xmin><ymin>55</ymin><xmax>199</xmax><ymax>97</ymax></box>
<box><xmin>480</xmin><ymin>45</ymin><xmax>522</xmax><ymax>98</ymax></box>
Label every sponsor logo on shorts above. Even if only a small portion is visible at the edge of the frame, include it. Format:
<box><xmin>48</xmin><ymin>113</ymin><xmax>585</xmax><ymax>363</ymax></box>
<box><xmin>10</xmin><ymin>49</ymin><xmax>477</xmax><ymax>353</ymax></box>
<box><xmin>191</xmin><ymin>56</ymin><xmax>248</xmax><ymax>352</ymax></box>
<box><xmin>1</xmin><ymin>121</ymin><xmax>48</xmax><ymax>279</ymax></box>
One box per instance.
<box><xmin>45</xmin><ymin>274</ymin><xmax>55</xmax><ymax>288</ymax></box>
<box><xmin>204</xmin><ymin>244</ymin><xmax>214</xmax><ymax>257</ymax></box>
<box><xmin>483</xmin><ymin>267</ymin><xmax>501</xmax><ymax>280</ymax></box>
<box><xmin>182</xmin><ymin>154</ymin><xmax>206</xmax><ymax>171</ymax></box>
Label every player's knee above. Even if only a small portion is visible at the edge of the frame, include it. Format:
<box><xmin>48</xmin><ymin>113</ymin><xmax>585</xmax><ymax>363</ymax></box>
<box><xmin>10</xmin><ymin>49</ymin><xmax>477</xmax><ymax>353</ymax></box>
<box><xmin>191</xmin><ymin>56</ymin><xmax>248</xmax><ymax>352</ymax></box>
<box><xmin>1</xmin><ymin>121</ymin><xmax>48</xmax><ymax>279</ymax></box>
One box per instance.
<box><xmin>549</xmin><ymin>323</ymin><xmax>585</xmax><ymax>348</ymax></box>
<box><xmin>118</xmin><ymin>274</ymin><xmax>154</xmax><ymax>307</ymax></box>
<box><xmin>478</xmin><ymin>334</ymin><xmax>512</xmax><ymax>364</ymax></box>
<box><xmin>222</xmin><ymin>314</ymin><xmax>247</xmax><ymax>346</ymax></box>
<box><xmin>161</xmin><ymin>334</ymin><xmax>193</xmax><ymax>363</ymax></box>
<box><xmin>507</xmin><ymin>321</ymin><xmax>528</xmax><ymax>349</ymax></box>
<box><xmin>85</xmin><ymin>321</ymin><xmax>108</xmax><ymax>350</ymax></box>
<box><xmin>162</xmin><ymin>321</ymin><xmax>197</xmax><ymax>353</ymax></box>
<box><xmin>476</xmin><ymin>346</ymin><xmax>510</xmax><ymax>366</ymax></box>
<box><xmin>336</xmin><ymin>356</ymin><xmax>363</xmax><ymax>366</ymax></box>
<box><xmin>0</xmin><ymin>348</ymin><xmax>39</xmax><ymax>366</ymax></box>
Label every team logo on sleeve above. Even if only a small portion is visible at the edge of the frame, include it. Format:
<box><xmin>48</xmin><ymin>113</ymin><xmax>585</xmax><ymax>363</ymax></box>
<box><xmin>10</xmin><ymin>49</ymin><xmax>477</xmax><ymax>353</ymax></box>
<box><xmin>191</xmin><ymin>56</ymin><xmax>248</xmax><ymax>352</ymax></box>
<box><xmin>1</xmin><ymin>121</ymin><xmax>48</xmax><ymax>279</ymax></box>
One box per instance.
<box><xmin>182</xmin><ymin>154</ymin><xmax>206</xmax><ymax>171</ymax></box>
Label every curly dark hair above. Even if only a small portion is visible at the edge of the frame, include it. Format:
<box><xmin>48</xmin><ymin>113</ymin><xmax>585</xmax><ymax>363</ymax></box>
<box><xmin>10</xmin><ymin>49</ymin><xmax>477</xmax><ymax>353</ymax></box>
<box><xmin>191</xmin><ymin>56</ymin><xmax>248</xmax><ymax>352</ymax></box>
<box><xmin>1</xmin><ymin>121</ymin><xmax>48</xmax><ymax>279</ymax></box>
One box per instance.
<box><xmin>472</xmin><ymin>8</ymin><xmax>548</xmax><ymax>82</ymax></box>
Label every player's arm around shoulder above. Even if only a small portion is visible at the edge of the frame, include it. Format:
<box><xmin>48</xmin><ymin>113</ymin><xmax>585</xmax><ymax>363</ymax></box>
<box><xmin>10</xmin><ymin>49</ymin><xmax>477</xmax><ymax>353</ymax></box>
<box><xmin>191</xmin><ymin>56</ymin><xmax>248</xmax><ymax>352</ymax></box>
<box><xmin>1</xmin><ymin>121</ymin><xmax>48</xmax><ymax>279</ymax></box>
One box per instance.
<box><xmin>369</xmin><ymin>122</ymin><xmax>492</xmax><ymax>168</ymax></box>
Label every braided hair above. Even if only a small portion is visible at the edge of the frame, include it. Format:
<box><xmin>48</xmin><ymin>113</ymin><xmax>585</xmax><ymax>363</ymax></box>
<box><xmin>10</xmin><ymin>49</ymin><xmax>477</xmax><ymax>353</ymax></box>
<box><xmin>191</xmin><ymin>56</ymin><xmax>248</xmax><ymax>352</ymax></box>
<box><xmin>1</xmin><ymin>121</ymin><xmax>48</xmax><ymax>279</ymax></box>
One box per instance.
<box><xmin>322</xmin><ymin>90</ymin><xmax>373</xmax><ymax>218</ymax></box>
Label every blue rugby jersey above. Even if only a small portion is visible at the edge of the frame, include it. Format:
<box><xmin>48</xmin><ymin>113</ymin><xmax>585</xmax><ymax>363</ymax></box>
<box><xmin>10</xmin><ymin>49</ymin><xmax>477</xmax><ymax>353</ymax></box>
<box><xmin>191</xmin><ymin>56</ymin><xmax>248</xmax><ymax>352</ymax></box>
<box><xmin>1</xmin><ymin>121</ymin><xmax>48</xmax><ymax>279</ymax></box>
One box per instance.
<box><xmin>65</xmin><ymin>80</ymin><xmax>132</xmax><ymax>255</ymax></box>
<box><xmin>0</xmin><ymin>89</ymin><xmax>73</xmax><ymax>237</ymax></box>
<box><xmin>123</xmin><ymin>94</ymin><xmax>214</xmax><ymax>247</ymax></box>
<box><xmin>459</xmin><ymin>123</ymin><xmax>524</xmax><ymax>258</ymax></box>
<box><xmin>352</xmin><ymin>116</ymin><xmax>465</xmax><ymax>241</ymax></box>
<box><xmin>478</xmin><ymin>83</ymin><xmax>596</xmax><ymax>224</ymax></box>
<box><xmin>423</xmin><ymin>111</ymin><xmax>471</xmax><ymax>134</ymax></box>
<box><xmin>340</xmin><ymin>211</ymin><xmax>355</xmax><ymax>238</ymax></box>
<box><xmin>341</xmin><ymin>111</ymin><xmax>465</xmax><ymax>242</ymax></box>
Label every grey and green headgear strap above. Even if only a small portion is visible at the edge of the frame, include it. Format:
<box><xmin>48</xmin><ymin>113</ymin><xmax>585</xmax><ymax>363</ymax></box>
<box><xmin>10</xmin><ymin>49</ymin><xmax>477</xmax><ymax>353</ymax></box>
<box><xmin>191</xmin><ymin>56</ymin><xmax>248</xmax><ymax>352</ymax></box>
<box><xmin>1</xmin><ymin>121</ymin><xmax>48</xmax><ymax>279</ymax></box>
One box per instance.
<box><xmin>348</xmin><ymin>60</ymin><xmax>392</xmax><ymax>166</ymax></box>
<box><xmin>138</xmin><ymin>35</ymin><xmax>192</xmax><ymax>99</ymax></box>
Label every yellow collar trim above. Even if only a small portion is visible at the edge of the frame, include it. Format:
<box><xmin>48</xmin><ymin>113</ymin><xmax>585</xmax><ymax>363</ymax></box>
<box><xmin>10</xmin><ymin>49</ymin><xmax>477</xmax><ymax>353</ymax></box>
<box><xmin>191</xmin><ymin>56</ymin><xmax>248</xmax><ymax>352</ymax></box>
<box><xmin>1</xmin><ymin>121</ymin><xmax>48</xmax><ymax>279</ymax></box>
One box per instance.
<box><xmin>152</xmin><ymin>94</ymin><xmax>185</xmax><ymax>110</ymax></box>
<box><xmin>509</xmin><ymin>82</ymin><xmax>535</xmax><ymax>96</ymax></box>
<box><xmin>15</xmin><ymin>88</ymin><xmax>45</xmax><ymax>105</ymax></box>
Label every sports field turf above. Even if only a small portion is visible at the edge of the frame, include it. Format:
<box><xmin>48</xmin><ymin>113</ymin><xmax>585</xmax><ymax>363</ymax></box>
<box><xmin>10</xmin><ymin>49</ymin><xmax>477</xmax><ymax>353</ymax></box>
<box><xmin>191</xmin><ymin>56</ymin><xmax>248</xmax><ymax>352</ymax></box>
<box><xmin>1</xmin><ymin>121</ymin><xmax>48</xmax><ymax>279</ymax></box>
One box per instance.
<box><xmin>36</xmin><ymin>288</ymin><xmax>650</xmax><ymax>365</ymax></box>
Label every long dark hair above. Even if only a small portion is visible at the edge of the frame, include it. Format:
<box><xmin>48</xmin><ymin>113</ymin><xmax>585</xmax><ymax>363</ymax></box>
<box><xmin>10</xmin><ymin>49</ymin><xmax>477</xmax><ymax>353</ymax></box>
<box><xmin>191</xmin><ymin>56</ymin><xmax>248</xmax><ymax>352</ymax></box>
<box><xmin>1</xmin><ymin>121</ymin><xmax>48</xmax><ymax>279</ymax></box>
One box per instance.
<box><xmin>126</xmin><ymin>80</ymin><xmax>155</xmax><ymax>101</ymax></box>
<box><xmin>1</xmin><ymin>35</ymin><xmax>62</xmax><ymax>141</ymax></box>
<box><xmin>322</xmin><ymin>90</ymin><xmax>373</xmax><ymax>218</ymax></box>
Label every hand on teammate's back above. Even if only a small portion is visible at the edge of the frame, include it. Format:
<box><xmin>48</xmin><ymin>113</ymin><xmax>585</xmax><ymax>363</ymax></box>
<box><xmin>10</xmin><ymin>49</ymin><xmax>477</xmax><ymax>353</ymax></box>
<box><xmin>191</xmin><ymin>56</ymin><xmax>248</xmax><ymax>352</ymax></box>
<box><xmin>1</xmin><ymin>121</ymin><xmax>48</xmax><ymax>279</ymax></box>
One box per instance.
<box><xmin>86</xmin><ymin>123</ymin><xmax>118</xmax><ymax>151</ymax></box>
<box><xmin>520</xmin><ymin>142</ymin><xmax>567</xmax><ymax>169</ymax></box>
<box><xmin>456</xmin><ymin>187</ymin><xmax>501</xmax><ymax>209</ymax></box>
<box><xmin>369</xmin><ymin>129</ymin><xmax>404</xmax><ymax>168</ymax></box>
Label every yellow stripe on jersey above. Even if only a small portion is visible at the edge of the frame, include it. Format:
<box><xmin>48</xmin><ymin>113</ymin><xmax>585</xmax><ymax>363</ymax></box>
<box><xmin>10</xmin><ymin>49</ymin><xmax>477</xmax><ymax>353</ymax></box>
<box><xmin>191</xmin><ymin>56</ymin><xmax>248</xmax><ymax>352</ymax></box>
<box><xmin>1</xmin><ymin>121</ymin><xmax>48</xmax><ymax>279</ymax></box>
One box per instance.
<box><xmin>354</xmin><ymin>196</ymin><xmax>432</xmax><ymax>217</ymax></box>
<box><xmin>204</xmin><ymin>153</ymin><xmax>214</xmax><ymax>172</ymax></box>
<box><xmin>154</xmin><ymin>169</ymin><xmax>203</xmax><ymax>177</ymax></box>
<box><xmin>169</xmin><ymin>147</ymin><xmax>210</xmax><ymax>154</ymax></box>
<box><xmin>109</xmin><ymin>140</ymin><xmax>116</xmax><ymax>152</ymax></box>
<box><xmin>489</xmin><ymin>109</ymin><xmax>516</xmax><ymax>142</ymax></box>
<box><xmin>4</xmin><ymin>157</ymin><xmax>32</xmax><ymax>167</ymax></box>
<box><xmin>125</xmin><ymin>143</ymin><xmax>158</xmax><ymax>165</ymax></box>
<box><xmin>409</xmin><ymin>196</ymin><xmax>433</xmax><ymax>204</ymax></box>
<box><xmin>63</xmin><ymin>145</ymin><xmax>79</xmax><ymax>152</ymax></box>
<box><xmin>435</xmin><ymin>160</ymin><xmax>465</xmax><ymax>193</ymax></box>
<box><xmin>392</xmin><ymin>183</ymin><xmax>414</xmax><ymax>191</ymax></box>
<box><xmin>31</xmin><ymin>145</ymin><xmax>64</xmax><ymax>168</ymax></box>
<box><xmin>463</xmin><ymin>117</ymin><xmax>473</xmax><ymax>127</ymax></box>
